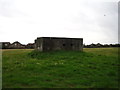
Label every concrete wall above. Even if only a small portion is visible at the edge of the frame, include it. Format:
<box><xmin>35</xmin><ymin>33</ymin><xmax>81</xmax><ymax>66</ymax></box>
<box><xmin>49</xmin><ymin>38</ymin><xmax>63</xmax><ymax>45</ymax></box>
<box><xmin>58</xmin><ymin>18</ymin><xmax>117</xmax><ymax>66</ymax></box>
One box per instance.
<box><xmin>35</xmin><ymin>38</ymin><xmax>43</xmax><ymax>51</ymax></box>
<box><xmin>35</xmin><ymin>37</ymin><xmax>83</xmax><ymax>51</ymax></box>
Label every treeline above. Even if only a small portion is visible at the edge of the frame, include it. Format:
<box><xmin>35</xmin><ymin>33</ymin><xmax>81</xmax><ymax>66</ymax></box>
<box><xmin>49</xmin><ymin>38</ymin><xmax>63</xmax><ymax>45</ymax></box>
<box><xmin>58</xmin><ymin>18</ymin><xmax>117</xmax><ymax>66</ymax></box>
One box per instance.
<box><xmin>84</xmin><ymin>43</ymin><xmax>120</xmax><ymax>48</ymax></box>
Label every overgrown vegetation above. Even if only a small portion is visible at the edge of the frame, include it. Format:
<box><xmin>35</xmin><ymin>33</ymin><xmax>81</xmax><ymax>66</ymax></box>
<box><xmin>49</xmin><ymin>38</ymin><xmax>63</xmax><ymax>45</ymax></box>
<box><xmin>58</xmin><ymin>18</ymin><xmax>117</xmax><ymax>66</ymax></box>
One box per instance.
<box><xmin>2</xmin><ymin>48</ymin><xmax>119</xmax><ymax>88</ymax></box>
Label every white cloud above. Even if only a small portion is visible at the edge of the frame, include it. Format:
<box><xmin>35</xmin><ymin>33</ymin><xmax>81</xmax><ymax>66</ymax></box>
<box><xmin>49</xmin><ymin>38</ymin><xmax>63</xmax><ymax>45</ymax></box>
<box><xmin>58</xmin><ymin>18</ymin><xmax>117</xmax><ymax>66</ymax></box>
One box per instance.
<box><xmin>0</xmin><ymin>0</ymin><xmax>118</xmax><ymax>44</ymax></box>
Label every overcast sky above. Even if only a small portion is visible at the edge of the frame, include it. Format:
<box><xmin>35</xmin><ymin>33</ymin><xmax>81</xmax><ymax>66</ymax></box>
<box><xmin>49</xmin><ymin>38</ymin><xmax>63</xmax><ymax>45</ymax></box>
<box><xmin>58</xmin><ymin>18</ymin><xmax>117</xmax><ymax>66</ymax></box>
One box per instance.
<box><xmin>0</xmin><ymin>0</ymin><xmax>119</xmax><ymax>44</ymax></box>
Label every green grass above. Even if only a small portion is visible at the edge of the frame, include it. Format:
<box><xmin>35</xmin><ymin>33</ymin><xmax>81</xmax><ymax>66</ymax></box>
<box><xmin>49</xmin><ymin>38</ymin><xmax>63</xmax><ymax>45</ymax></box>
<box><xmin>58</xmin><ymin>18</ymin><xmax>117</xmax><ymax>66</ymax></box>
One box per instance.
<box><xmin>2</xmin><ymin>48</ymin><xmax>119</xmax><ymax>88</ymax></box>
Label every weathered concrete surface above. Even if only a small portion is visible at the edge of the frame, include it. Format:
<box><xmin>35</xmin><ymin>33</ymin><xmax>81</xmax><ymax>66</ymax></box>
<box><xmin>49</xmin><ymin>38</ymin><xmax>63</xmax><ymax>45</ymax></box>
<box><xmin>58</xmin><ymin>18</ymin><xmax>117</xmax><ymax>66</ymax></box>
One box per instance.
<box><xmin>35</xmin><ymin>37</ymin><xmax>83</xmax><ymax>51</ymax></box>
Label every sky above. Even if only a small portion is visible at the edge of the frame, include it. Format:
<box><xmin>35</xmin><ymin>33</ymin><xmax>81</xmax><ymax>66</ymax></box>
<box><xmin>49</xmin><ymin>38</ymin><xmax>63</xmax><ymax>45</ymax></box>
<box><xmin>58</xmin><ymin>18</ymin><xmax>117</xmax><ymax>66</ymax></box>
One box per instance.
<box><xmin>0</xmin><ymin>0</ymin><xmax>119</xmax><ymax>45</ymax></box>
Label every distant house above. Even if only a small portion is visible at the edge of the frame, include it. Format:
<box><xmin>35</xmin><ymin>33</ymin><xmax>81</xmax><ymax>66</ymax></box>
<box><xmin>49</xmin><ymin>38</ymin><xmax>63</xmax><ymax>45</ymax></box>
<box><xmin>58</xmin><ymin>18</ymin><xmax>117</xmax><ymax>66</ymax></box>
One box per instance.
<box><xmin>89</xmin><ymin>43</ymin><xmax>96</xmax><ymax>48</ymax></box>
<box><xmin>96</xmin><ymin>43</ymin><xmax>103</xmax><ymax>47</ymax></box>
<box><xmin>9</xmin><ymin>41</ymin><xmax>25</xmax><ymax>49</ymax></box>
<box><xmin>0</xmin><ymin>42</ymin><xmax>11</xmax><ymax>49</ymax></box>
<box><xmin>26</xmin><ymin>43</ymin><xmax>35</xmax><ymax>49</ymax></box>
<box><xmin>35</xmin><ymin>37</ymin><xmax>83</xmax><ymax>51</ymax></box>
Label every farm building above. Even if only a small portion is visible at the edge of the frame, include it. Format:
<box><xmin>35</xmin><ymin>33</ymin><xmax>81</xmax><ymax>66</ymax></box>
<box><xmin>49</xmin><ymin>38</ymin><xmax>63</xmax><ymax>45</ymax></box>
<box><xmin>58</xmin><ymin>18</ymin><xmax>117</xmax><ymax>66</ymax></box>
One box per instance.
<box><xmin>35</xmin><ymin>37</ymin><xmax>83</xmax><ymax>51</ymax></box>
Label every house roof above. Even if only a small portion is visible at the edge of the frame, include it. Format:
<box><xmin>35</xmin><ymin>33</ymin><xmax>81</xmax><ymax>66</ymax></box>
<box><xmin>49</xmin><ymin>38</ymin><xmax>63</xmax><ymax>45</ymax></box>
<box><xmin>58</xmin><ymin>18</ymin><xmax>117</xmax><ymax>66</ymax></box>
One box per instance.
<box><xmin>37</xmin><ymin>37</ymin><xmax>83</xmax><ymax>40</ymax></box>
<box><xmin>12</xmin><ymin>41</ymin><xmax>21</xmax><ymax>44</ymax></box>
<box><xmin>0</xmin><ymin>42</ymin><xmax>10</xmax><ymax>44</ymax></box>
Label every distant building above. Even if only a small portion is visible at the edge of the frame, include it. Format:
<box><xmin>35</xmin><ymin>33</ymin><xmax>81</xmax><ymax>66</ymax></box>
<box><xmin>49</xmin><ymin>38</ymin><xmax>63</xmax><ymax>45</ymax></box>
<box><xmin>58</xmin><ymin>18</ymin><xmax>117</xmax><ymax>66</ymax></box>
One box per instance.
<box><xmin>26</xmin><ymin>43</ymin><xmax>35</xmax><ymax>49</ymax></box>
<box><xmin>9</xmin><ymin>41</ymin><xmax>25</xmax><ymax>49</ymax></box>
<box><xmin>0</xmin><ymin>42</ymin><xmax>11</xmax><ymax>49</ymax></box>
<box><xmin>35</xmin><ymin>37</ymin><xmax>83</xmax><ymax>51</ymax></box>
<box><xmin>96</xmin><ymin>43</ymin><xmax>103</xmax><ymax>47</ymax></box>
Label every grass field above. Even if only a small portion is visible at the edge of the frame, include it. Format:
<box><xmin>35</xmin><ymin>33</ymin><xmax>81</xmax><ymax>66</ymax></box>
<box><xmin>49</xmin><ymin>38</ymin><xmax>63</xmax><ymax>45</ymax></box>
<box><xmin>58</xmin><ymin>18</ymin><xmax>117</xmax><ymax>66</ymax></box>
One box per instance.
<box><xmin>2</xmin><ymin>48</ymin><xmax>119</xmax><ymax>88</ymax></box>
